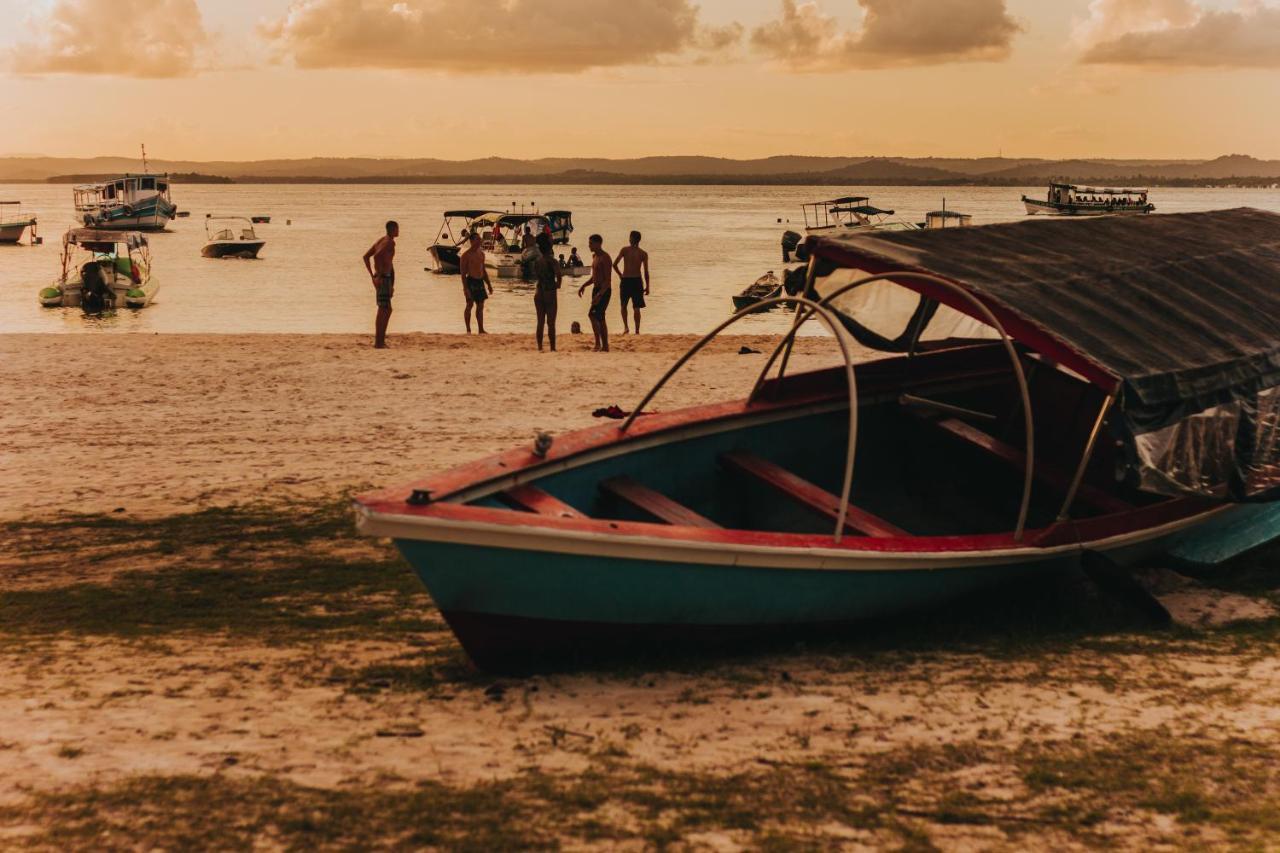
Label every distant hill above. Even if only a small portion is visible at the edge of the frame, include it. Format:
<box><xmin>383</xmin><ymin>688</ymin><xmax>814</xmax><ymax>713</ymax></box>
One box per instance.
<box><xmin>4</xmin><ymin>154</ymin><xmax>1279</xmax><ymax>185</ymax></box>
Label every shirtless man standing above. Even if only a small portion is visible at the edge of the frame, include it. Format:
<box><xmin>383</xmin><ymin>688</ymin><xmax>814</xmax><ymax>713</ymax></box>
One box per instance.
<box><xmin>579</xmin><ymin>233</ymin><xmax>611</xmax><ymax>352</ymax></box>
<box><xmin>458</xmin><ymin>231</ymin><xmax>494</xmax><ymax>334</ymax></box>
<box><xmin>613</xmin><ymin>230</ymin><xmax>650</xmax><ymax>334</ymax></box>
<box><xmin>362</xmin><ymin>220</ymin><xmax>398</xmax><ymax>348</ymax></box>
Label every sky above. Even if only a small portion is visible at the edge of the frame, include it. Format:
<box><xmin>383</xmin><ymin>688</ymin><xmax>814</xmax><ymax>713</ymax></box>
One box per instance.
<box><xmin>0</xmin><ymin>0</ymin><xmax>1277</xmax><ymax>161</ymax></box>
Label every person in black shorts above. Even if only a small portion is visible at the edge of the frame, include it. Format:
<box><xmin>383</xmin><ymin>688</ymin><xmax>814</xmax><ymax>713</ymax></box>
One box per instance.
<box><xmin>579</xmin><ymin>233</ymin><xmax>612</xmax><ymax>352</ymax></box>
<box><xmin>458</xmin><ymin>232</ymin><xmax>493</xmax><ymax>334</ymax></box>
<box><xmin>613</xmin><ymin>230</ymin><xmax>650</xmax><ymax>334</ymax></box>
<box><xmin>362</xmin><ymin>220</ymin><xmax>398</xmax><ymax>348</ymax></box>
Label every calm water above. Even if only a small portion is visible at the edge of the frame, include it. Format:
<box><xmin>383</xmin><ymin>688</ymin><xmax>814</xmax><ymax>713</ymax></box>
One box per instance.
<box><xmin>3</xmin><ymin>184</ymin><xmax>1278</xmax><ymax>335</ymax></box>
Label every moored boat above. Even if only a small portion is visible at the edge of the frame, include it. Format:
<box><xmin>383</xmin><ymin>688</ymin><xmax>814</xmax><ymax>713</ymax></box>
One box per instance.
<box><xmin>427</xmin><ymin>209</ymin><xmax>491</xmax><ymax>273</ymax></box>
<box><xmin>0</xmin><ymin>201</ymin><xmax>38</xmax><ymax>244</ymax></box>
<box><xmin>1023</xmin><ymin>183</ymin><xmax>1154</xmax><ymax>216</ymax></box>
<box><xmin>201</xmin><ymin>215</ymin><xmax>265</xmax><ymax>258</ymax></box>
<box><xmin>782</xmin><ymin>194</ymin><xmax>914</xmax><ymax>262</ymax></box>
<box><xmin>546</xmin><ymin>210</ymin><xmax>574</xmax><ymax>245</ymax></box>
<box><xmin>356</xmin><ymin>209</ymin><xmax>1280</xmax><ymax>672</ymax></box>
<box><xmin>74</xmin><ymin>173</ymin><xmax>177</xmax><ymax>231</ymax></box>
<box><xmin>477</xmin><ymin>212</ymin><xmax>552</xmax><ymax>279</ymax></box>
<box><xmin>39</xmin><ymin>229</ymin><xmax>158</xmax><ymax>311</ymax></box>
<box><xmin>732</xmin><ymin>271</ymin><xmax>783</xmax><ymax>313</ymax></box>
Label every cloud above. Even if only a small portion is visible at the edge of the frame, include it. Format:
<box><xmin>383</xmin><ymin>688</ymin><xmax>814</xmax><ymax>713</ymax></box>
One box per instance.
<box><xmin>751</xmin><ymin>0</ymin><xmax>1022</xmax><ymax>70</ymax></box>
<box><xmin>11</xmin><ymin>0</ymin><xmax>207</xmax><ymax>78</ymax></box>
<box><xmin>261</xmin><ymin>0</ymin><xmax>741</xmax><ymax>73</ymax></box>
<box><xmin>1079</xmin><ymin>0</ymin><xmax>1280</xmax><ymax>68</ymax></box>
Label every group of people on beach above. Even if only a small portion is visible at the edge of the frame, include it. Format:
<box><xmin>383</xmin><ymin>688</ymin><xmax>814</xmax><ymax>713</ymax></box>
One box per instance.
<box><xmin>363</xmin><ymin>221</ymin><xmax>650</xmax><ymax>352</ymax></box>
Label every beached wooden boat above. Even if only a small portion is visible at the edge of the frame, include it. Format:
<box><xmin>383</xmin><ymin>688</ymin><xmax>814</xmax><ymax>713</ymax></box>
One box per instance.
<box><xmin>357</xmin><ymin>209</ymin><xmax>1280</xmax><ymax>671</ymax></box>
<box><xmin>732</xmin><ymin>271</ymin><xmax>782</xmax><ymax>313</ymax></box>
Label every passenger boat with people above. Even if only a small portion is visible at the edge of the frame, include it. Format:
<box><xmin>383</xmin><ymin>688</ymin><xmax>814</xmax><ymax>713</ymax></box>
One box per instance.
<box><xmin>39</xmin><ymin>229</ymin><xmax>158</xmax><ymax>311</ymax></box>
<box><xmin>356</xmin><ymin>208</ymin><xmax>1280</xmax><ymax>671</ymax></box>
<box><xmin>1023</xmin><ymin>183</ymin><xmax>1154</xmax><ymax>216</ymax></box>
<box><xmin>201</xmin><ymin>215</ymin><xmax>265</xmax><ymax>259</ymax></box>
<box><xmin>0</xmin><ymin>201</ymin><xmax>38</xmax><ymax>244</ymax></box>
<box><xmin>427</xmin><ymin>209</ymin><xmax>492</xmax><ymax>273</ymax></box>
<box><xmin>477</xmin><ymin>212</ymin><xmax>553</xmax><ymax>279</ymax></box>
<box><xmin>732</xmin><ymin>271</ymin><xmax>783</xmax><ymax>313</ymax></box>
<box><xmin>74</xmin><ymin>173</ymin><xmax>177</xmax><ymax>231</ymax></box>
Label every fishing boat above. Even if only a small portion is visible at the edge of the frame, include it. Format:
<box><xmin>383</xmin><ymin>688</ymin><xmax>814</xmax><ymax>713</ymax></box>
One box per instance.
<box><xmin>1023</xmin><ymin>183</ymin><xmax>1154</xmax><ymax>216</ymax></box>
<box><xmin>546</xmin><ymin>210</ymin><xmax>575</xmax><ymax>245</ymax></box>
<box><xmin>201</xmin><ymin>215</ymin><xmax>265</xmax><ymax>259</ymax></box>
<box><xmin>356</xmin><ymin>209</ymin><xmax>1280</xmax><ymax>671</ymax></box>
<box><xmin>732</xmin><ymin>271</ymin><xmax>783</xmax><ymax>313</ymax></box>
<box><xmin>39</xmin><ymin>229</ymin><xmax>158</xmax><ymax>311</ymax></box>
<box><xmin>74</xmin><ymin>174</ymin><xmax>177</xmax><ymax>231</ymax></box>
<box><xmin>427</xmin><ymin>209</ymin><xmax>491</xmax><ymax>273</ymax></box>
<box><xmin>0</xmin><ymin>201</ymin><xmax>38</xmax><ymax>244</ymax></box>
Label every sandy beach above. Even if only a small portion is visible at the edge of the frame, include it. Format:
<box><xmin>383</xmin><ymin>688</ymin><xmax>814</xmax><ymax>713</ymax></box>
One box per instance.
<box><xmin>4</xmin><ymin>332</ymin><xmax>1280</xmax><ymax>849</ymax></box>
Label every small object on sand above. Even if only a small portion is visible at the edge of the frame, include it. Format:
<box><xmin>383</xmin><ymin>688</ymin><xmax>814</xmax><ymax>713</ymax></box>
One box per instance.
<box><xmin>484</xmin><ymin>683</ymin><xmax>507</xmax><ymax>701</ymax></box>
<box><xmin>532</xmin><ymin>431</ymin><xmax>553</xmax><ymax>458</ymax></box>
<box><xmin>739</xmin><ymin>346</ymin><xmax>761</xmax><ymax>355</ymax></box>
<box><xmin>570</xmin><ymin>321</ymin><xmax>582</xmax><ymax>334</ymax></box>
<box><xmin>113</xmin><ymin>507</ymin><xmax>126</xmax><ymax>513</ymax></box>
<box><xmin>375</xmin><ymin>725</ymin><xmax>425</xmax><ymax>738</ymax></box>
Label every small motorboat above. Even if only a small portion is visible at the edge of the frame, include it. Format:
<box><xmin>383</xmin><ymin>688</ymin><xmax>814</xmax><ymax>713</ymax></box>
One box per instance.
<box><xmin>201</xmin><ymin>215</ymin><xmax>265</xmax><ymax>259</ymax></box>
<box><xmin>427</xmin><ymin>209</ymin><xmax>491</xmax><ymax>273</ymax></box>
<box><xmin>356</xmin><ymin>208</ymin><xmax>1280</xmax><ymax>672</ymax></box>
<box><xmin>732</xmin><ymin>271</ymin><xmax>782</xmax><ymax>313</ymax></box>
<box><xmin>175</xmin><ymin>210</ymin><xmax>191</xmax><ymax>218</ymax></box>
<box><xmin>39</xmin><ymin>229</ymin><xmax>158</xmax><ymax>311</ymax></box>
<box><xmin>0</xmin><ymin>201</ymin><xmax>38</xmax><ymax>244</ymax></box>
<box><xmin>251</xmin><ymin>215</ymin><xmax>271</xmax><ymax>224</ymax></box>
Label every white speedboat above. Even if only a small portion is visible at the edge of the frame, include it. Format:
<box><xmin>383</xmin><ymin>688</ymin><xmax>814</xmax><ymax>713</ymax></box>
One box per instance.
<box><xmin>201</xmin><ymin>215</ymin><xmax>265</xmax><ymax>258</ymax></box>
<box><xmin>782</xmin><ymin>194</ymin><xmax>915</xmax><ymax>262</ymax></box>
<box><xmin>427</xmin><ymin>209</ymin><xmax>492</xmax><ymax>273</ymax></box>
<box><xmin>0</xmin><ymin>201</ymin><xmax>37</xmax><ymax>244</ymax></box>
<box><xmin>475</xmin><ymin>212</ymin><xmax>551</xmax><ymax>279</ymax></box>
<box><xmin>39</xmin><ymin>229</ymin><xmax>159</xmax><ymax>311</ymax></box>
<box><xmin>1023</xmin><ymin>183</ymin><xmax>1154</xmax><ymax>216</ymax></box>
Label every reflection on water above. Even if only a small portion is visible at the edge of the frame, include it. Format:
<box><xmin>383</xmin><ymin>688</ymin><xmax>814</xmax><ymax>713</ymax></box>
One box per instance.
<box><xmin>3</xmin><ymin>184</ymin><xmax>1278</xmax><ymax>335</ymax></box>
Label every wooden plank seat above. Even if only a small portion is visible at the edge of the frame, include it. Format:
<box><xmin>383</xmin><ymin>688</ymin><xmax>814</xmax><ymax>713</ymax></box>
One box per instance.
<box><xmin>599</xmin><ymin>476</ymin><xmax>722</xmax><ymax>529</ymax></box>
<box><xmin>498</xmin><ymin>484</ymin><xmax>588</xmax><ymax>519</ymax></box>
<box><xmin>923</xmin><ymin>416</ymin><xmax>1133</xmax><ymax>516</ymax></box>
<box><xmin>719</xmin><ymin>451</ymin><xmax>909</xmax><ymax>538</ymax></box>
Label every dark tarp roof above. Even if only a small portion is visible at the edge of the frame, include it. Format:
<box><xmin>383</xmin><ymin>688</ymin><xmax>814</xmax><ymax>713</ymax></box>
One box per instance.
<box><xmin>830</xmin><ymin>205</ymin><xmax>895</xmax><ymax>216</ymax></box>
<box><xmin>442</xmin><ymin>209</ymin><xmax>492</xmax><ymax>219</ymax></box>
<box><xmin>806</xmin><ymin>208</ymin><xmax>1280</xmax><ymax>432</ymax></box>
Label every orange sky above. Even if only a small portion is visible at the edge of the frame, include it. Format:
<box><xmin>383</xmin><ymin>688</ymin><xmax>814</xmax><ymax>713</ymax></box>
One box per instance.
<box><xmin>1</xmin><ymin>0</ymin><xmax>1277</xmax><ymax>161</ymax></box>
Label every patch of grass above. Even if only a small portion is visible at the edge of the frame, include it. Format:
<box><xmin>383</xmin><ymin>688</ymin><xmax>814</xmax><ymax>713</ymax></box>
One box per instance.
<box><xmin>0</xmin><ymin>500</ymin><xmax>445</xmax><ymax>645</ymax></box>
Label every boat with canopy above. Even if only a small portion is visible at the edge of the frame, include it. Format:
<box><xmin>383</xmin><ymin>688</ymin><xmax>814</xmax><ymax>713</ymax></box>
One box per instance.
<box><xmin>356</xmin><ymin>208</ymin><xmax>1280</xmax><ymax>671</ymax></box>
<box><xmin>74</xmin><ymin>173</ymin><xmax>177</xmax><ymax>231</ymax></box>
<box><xmin>1023</xmin><ymin>183</ymin><xmax>1154</xmax><ymax>216</ymax></box>
<box><xmin>201</xmin><ymin>215</ymin><xmax>265</xmax><ymax>258</ymax></box>
<box><xmin>39</xmin><ymin>229</ymin><xmax>158</xmax><ymax>311</ymax></box>
<box><xmin>476</xmin><ymin>212</ymin><xmax>552</xmax><ymax>279</ymax></box>
<box><xmin>427</xmin><ymin>209</ymin><xmax>493</xmax><ymax>273</ymax></box>
<box><xmin>782</xmin><ymin>194</ymin><xmax>913</xmax><ymax>263</ymax></box>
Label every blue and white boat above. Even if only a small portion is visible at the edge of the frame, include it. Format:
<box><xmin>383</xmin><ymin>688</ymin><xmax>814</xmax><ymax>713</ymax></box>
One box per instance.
<box><xmin>74</xmin><ymin>173</ymin><xmax>177</xmax><ymax>232</ymax></box>
<box><xmin>357</xmin><ymin>209</ymin><xmax>1280</xmax><ymax>672</ymax></box>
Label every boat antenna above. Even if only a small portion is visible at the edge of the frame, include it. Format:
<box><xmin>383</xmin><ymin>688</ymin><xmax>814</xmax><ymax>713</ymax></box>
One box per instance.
<box><xmin>141</xmin><ymin>143</ymin><xmax>149</xmax><ymax>173</ymax></box>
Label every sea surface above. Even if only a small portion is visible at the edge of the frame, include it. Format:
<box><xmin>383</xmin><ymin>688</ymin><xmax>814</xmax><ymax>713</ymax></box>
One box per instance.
<box><xmin>3</xmin><ymin>184</ymin><xmax>1278</xmax><ymax>336</ymax></box>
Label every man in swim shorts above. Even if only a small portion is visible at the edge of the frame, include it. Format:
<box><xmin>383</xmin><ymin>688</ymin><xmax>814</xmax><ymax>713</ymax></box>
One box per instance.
<box><xmin>362</xmin><ymin>220</ymin><xmax>398</xmax><ymax>348</ymax></box>
<box><xmin>458</xmin><ymin>231</ymin><xmax>494</xmax><ymax>334</ymax></box>
<box><xmin>579</xmin><ymin>233</ymin><xmax>612</xmax><ymax>352</ymax></box>
<box><xmin>613</xmin><ymin>230</ymin><xmax>650</xmax><ymax>334</ymax></box>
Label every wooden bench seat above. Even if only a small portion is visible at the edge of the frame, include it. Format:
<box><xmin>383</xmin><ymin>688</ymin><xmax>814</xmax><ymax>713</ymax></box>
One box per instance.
<box><xmin>719</xmin><ymin>451</ymin><xmax>908</xmax><ymax>538</ymax></box>
<box><xmin>926</xmin><ymin>416</ymin><xmax>1132</xmax><ymax>516</ymax></box>
<box><xmin>498</xmin><ymin>484</ymin><xmax>588</xmax><ymax>519</ymax></box>
<box><xmin>599</xmin><ymin>476</ymin><xmax>721</xmax><ymax>528</ymax></box>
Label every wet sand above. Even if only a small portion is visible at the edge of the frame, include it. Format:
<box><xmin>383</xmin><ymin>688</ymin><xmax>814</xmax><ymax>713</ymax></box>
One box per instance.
<box><xmin>3</xmin><ymin>332</ymin><xmax>1280</xmax><ymax>848</ymax></box>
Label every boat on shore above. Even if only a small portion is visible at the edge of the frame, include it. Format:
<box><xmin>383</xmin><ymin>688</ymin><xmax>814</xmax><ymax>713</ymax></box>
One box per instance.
<box><xmin>732</xmin><ymin>271</ymin><xmax>782</xmax><ymax>313</ymax></box>
<box><xmin>427</xmin><ymin>210</ymin><xmax>491</xmax><ymax>273</ymax></box>
<box><xmin>0</xmin><ymin>201</ymin><xmax>38</xmax><ymax>244</ymax></box>
<box><xmin>201</xmin><ymin>215</ymin><xmax>265</xmax><ymax>259</ymax></box>
<box><xmin>39</xmin><ymin>229</ymin><xmax>158</xmax><ymax>310</ymax></box>
<box><xmin>356</xmin><ymin>208</ymin><xmax>1280</xmax><ymax>671</ymax></box>
<box><xmin>1023</xmin><ymin>183</ymin><xmax>1154</xmax><ymax>216</ymax></box>
<box><xmin>74</xmin><ymin>173</ymin><xmax>177</xmax><ymax>231</ymax></box>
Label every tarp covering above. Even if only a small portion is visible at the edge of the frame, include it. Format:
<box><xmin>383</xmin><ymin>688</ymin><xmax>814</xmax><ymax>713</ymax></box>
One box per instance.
<box><xmin>806</xmin><ymin>208</ymin><xmax>1280</xmax><ymax>500</ymax></box>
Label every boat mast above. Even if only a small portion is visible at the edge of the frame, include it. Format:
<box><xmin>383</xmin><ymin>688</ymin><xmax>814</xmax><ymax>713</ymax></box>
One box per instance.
<box><xmin>141</xmin><ymin>143</ymin><xmax>149</xmax><ymax>173</ymax></box>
